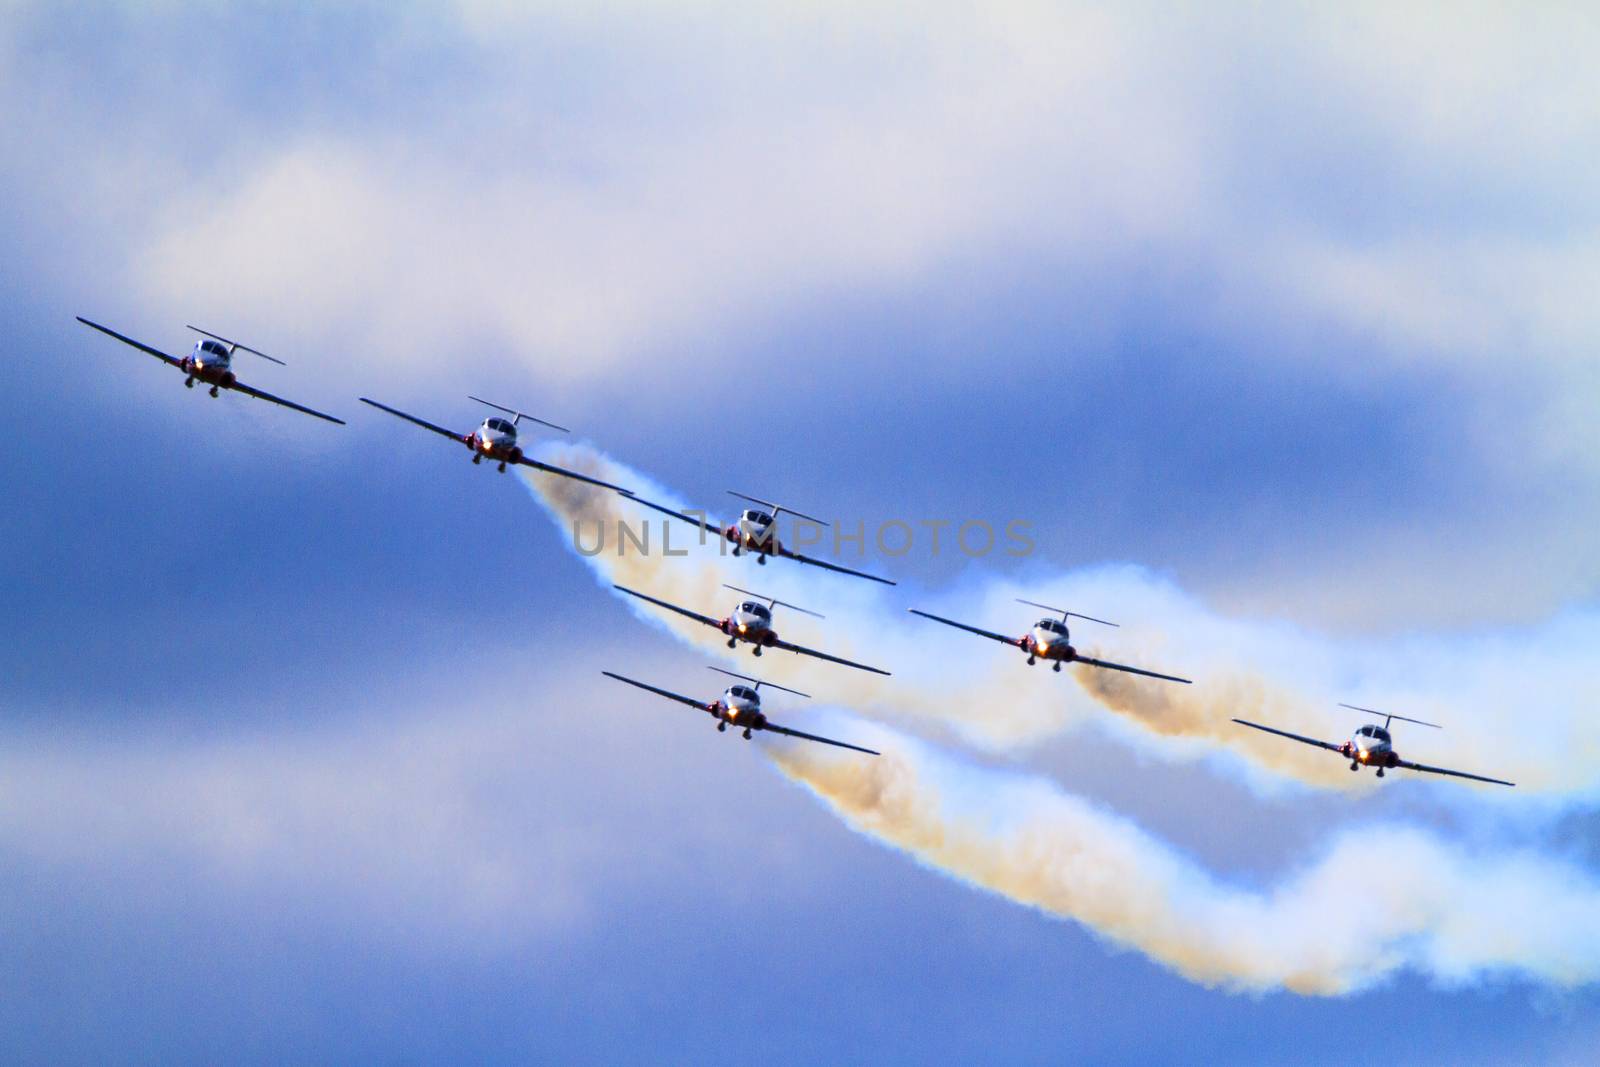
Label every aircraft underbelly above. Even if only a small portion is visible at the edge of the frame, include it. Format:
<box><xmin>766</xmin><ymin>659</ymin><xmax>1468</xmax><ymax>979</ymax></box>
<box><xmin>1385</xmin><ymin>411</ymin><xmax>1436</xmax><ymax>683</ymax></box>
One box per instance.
<box><xmin>191</xmin><ymin>364</ymin><xmax>233</xmax><ymax>385</ymax></box>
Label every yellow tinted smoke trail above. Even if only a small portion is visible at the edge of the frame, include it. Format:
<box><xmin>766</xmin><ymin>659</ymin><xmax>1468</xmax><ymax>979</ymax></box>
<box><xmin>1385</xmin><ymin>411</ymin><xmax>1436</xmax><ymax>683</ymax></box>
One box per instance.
<box><xmin>523</xmin><ymin>442</ymin><xmax>1598</xmax><ymax>798</ymax></box>
<box><xmin>764</xmin><ymin>711</ymin><xmax>1600</xmax><ymax>994</ymax></box>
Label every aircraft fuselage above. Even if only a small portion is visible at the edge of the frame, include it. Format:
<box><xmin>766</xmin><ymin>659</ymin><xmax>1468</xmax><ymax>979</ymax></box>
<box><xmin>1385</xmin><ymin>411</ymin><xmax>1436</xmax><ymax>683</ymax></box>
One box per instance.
<box><xmin>463</xmin><ymin>426</ymin><xmax>523</xmax><ymax>469</ymax></box>
<box><xmin>726</xmin><ymin>525</ymin><xmax>780</xmax><ymax>556</ymax></box>
<box><xmin>183</xmin><ymin>358</ymin><xmax>235</xmax><ymax>385</ymax></box>
<box><xmin>716</xmin><ymin>698</ymin><xmax>768</xmax><ymax>737</ymax></box>
<box><xmin>1017</xmin><ymin>617</ymin><xmax>1087</xmax><ymax>669</ymax></box>
<box><xmin>727</xmin><ymin>510</ymin><xmax>781</xmax><ymax>560</ymax></box>
<box><xmin>181</xmin><ymin>346</ymin><xmax>239</xmax><ymax>393</ymax></box>
<box><xmin>1020</xmin><ymin>632</ymin><xmax>1078</xmax><ymax>662</ymax></box>
<box><xmin>721</xmin><ymin>616</ymin><xmax>778</xmax><ymax>649</ymax></box>
<box><xmin>1339</xmin><ymin>738</ymin><xmax>1400</xmax><ymax>772</ymax></box>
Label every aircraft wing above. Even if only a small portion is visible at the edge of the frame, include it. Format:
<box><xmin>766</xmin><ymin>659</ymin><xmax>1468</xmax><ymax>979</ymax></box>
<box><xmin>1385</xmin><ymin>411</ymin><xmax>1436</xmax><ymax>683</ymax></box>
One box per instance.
<box><xmin>1231</xmin><ymin>718</ymin><xmax>1342</xmax><ymax>752</ymax></box>
<box><xmin>907</xmin><ymin>609</ymin><xmax>1018</xmax><ymax>646</ymax></box>
<box><xmin>601</xmin><ymin>671</ymin><xmax>714</xmax><ymax>714</ymax></box>
<box><xmin>77</xmin><ymin>316</ymin><xmax>184</xmax><ymax>368</ymax></box>
<box><xmin>1395</xmin><ymin>758</ymin><xmax>1515</xmax><ymax>787</ymax></box>
<box><xmin>517</xmin><ymin>454</ymin><xmax>632</xmax><ymax>494</ymax></box>
<box><xmin>1074</xmin><ymin>655</ymin><xmax>1191</xmax><ymax>685</ymax></box>
<box><xmin>613</xmin><ymin>584</ymin><xmax>722</xmax><ymax>630</ymax></box>
<box><xmin>780</xmin><ymin>546</ymin><xmax>897</xmax><ymax>586</ymax></box>
<box><xmin>230</xmin><ymin>380</ymin><xmax>346</xmax><ymax>425</ymax></box>
<box><xmin>358</xmin><ymin>397</ymin><xmax>463</xmax><ymax>440</ymax></box>
<box><xmin>771</xmin><ymin>637</ymin><xmax>891</xmax><ymax>677</ymax></box>
<box><xmin>762</xmin><ymin>721</ymin><xmax>880</xmax><ymax>756</ymax></box>
<box><xmin>627</xmin><ymin>495</ymin><xmax>723</xmax><ymax>536</ymax></box>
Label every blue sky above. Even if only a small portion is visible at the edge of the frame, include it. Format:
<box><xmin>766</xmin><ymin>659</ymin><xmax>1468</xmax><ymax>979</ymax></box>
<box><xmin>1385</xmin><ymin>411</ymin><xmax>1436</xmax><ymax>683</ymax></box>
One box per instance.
<box><xmin>3</xmin><ymin>2</ymin><xmax>1599</xmax><ymax>1062</ymax></box>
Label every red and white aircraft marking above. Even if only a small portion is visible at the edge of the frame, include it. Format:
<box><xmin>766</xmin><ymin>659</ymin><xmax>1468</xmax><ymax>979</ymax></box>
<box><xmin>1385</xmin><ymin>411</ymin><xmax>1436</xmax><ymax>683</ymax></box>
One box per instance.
<box><xmin>602</xmin><ymin>666</ymin><xmax>879</xmax><ymax>754</ymax></box>
<box><xmin>1233</xmin><ymin>704</ymin><xmax>1515</xmax><ymax>786</ymax></box>
<box><xmin>908</xmin><ymin>598</ymin><xmax>1191</xmax><ymax>684</ymax></box>
<box><xmin>630</xmin><ymin>490</ymin><xmax>895</xmax><ymax>585</ymax></box>
<box><xmin>359</xmin><ymin>395</ymin><xmax>630</xmax><ymax>492</ymax></box>
<box><xmin>614</xmin><ymin>583</ymin><xmax>891</xmax><ymax>676</ymax></box>
<box><xmin>77</xmin><ymin>317</ymin><xmax>344</xmax><ymax>424</ymax></box>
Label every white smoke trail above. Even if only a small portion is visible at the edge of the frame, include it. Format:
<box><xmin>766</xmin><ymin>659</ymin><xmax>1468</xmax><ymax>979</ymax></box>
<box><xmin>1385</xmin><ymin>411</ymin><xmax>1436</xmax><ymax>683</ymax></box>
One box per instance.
<box><xmin>523</xmin><ymin>444</ymin><xmax>1600</xmax><ymax>799</ymax></box>
<box><xmin>761</xmin><ymin>709</ymin><xmax>1600</xmax><ymax>995</ymax></box>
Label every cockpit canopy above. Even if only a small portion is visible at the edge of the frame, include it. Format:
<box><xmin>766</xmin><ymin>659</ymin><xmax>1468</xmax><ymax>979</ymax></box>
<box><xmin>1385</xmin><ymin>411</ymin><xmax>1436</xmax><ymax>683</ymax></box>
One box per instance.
<box><xmin>728</xmin><ymin>685</ymin><xmax>758</xmax><ymax>702</ymax></box>
<box><xmin>198</xmin><ymin>339</ymin><xmax>229</xmax><ymax>357</ymax></box>
<box><xmin>485</xmin><ymin>417</ymin><xmax>516</xmax><ymax>436</ymax></box>
<box><xmin>1356</xmin><ymin>725</ymin><xmax>1391</xmax><ymax>743</ymax></box>
<box><xmin>1037</xmin><ymin>618</ymin><xmax>1068</xmax><ymax>635</ymax></box>
<box><xmin>741</xmin><ymin>509</ymin><xmax>772</xmax><ymax>526</ymax></box>
<box><xmin>739</xmin><ymin>602</ymin><xmax>771</xmax><ymax>619</ymax></box>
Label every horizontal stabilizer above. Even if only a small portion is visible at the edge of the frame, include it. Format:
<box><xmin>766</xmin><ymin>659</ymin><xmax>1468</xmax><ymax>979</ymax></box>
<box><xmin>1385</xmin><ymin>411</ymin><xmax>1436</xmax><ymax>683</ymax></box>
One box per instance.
<box><xmin>1340</xmin><ymin>703</ymin><xmax>1441</xmax><ymax>729</ymax></box>
<box><xmin>1015</xmin><ymin>599</ymin><xmax>1118</xmax><ymax>627</ymax></box>
<box><xmin>727</xmin><ymin>490</ymin><xmax>828</xmax><ymax>526</ymax></box>
<box><xmin>706</xmin><ymin>666</ymin><xmax>810</xmax><ymax>699</ymax></box>
<box><xmin>186</xmin><ymin>325</ymin><xmax>285</xmax><ymax>365</ymax></box>
<box><xmin>723</xmin><ymin>584</ymin><xmax>823</xmax><ymax>618</ymax></box>
<box><xmin>468</xmin><ymin>395</ymin><xmax>569</xmax><ymax>433</ymax></box>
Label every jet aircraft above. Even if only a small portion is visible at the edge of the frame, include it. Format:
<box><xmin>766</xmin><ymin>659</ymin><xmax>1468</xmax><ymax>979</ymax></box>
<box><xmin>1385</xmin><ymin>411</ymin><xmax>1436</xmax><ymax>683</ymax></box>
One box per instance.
<box><xmin>1233</xmin><ymin>704</ymin><xmax>1515</xmax><ymax>786</ymax></box>
<box><xmin>76</xmin><ymin>317</ymin><xmax>344</xmax><ymax>424</ymax></box>
<box><xmin>359</xmin><ymin>395</ymin><xmax>629</xmax><ymax>492</ymax></box>
<box><xmin>907</xmin><ymin>599</ymin><xmax>1191</xmax><ymax>683</ymax></box>
<box><xmin>602</xmin><ymin>666</ymin><xmax>880</xmax><ymax>754</ymax></box>
<box><xmin>629</xmin><ymin>490</ymin><xmax>895</xmax><ymax>585</ymax></box>
<box><xmin>614</xmin><ymin>583</ymin><xmax>891</xmax><ymax>676</ymax></box>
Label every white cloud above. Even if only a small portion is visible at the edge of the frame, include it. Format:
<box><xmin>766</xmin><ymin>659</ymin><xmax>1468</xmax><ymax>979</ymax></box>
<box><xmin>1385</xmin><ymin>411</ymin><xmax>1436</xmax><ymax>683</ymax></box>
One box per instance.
<box><xmin>129</xmin><ymin>5</ymin><xmax>1214</xmax><ymax>386</ymax></box>
<box><xmin>0</xmin><ymin>643</ymin><xmax>799</xmax><ymax>944</ymax></box>
<box><xmin>6</xmin><ymin>4</ymin><xmax>1594</xmax><ymax>381</ymax></box>
<box><xmin>65</xmin><ymin>3</ymin><xmax>1587</xmax><ymax>474</ymax></box>
<box><xmin>6</xmin><ymin>1</ymin><xmax>1598</xmax><ymax>612</ymax></box>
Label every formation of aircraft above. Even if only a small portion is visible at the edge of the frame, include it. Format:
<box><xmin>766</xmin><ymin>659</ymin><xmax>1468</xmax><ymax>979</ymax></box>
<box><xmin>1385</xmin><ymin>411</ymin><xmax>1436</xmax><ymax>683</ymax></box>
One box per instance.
<box><xmin>1233</xmin><ymin>705</ymin><xmax>1515</xmax><ymax>786</ymax></box>
<box><xmin>907</xmin><ymin>599</ymin><xmax>1191</xmax><ymax>684</ymax></box>
<box><xmin>77</xmin><ymin>317</ymin><xmax>345</xmax><ymax>424</ymax></box>
<box><xmin>630</xmin><ymin>491</ymin><xmax>896</xmax><ymax>586</ymax></box>
<box><xmin>73</xmin><ymin>313</ymin><xmax>1523</xmax><ymax>784</ymax></box>
<box><xmin>603</xmin><ymin>666</ymin><xmax>880</xmax><ymax>754</ymax></box>
<box><xmin>614</xmin><ymin>583</ymin><xmax>891</xmax><ymax>676</ymax></box>
<box><xmin>359</xmin><ymin>395</ymin><xmax>631</xmax><ymax>492</ymax></box>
